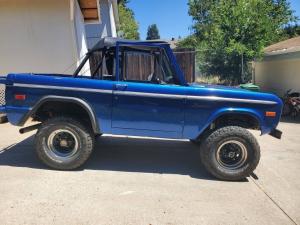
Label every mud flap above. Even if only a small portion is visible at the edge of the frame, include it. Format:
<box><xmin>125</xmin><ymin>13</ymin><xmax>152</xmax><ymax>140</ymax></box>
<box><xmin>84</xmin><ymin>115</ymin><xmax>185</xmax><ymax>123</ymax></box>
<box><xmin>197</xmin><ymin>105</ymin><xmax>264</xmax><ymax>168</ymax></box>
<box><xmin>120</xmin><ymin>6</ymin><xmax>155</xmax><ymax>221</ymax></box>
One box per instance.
<box><xmin>269</xmin><ymin>129</ymin><xmax>282</xmax><ymax>139</ymax></box>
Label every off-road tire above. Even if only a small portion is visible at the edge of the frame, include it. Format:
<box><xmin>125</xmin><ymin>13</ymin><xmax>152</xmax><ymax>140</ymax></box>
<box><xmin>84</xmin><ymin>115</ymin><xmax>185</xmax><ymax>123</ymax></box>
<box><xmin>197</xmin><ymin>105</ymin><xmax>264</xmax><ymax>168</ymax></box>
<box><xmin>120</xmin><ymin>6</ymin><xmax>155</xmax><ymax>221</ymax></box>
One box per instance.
<box><xmin>200</xmin><ymin>126</ymin><xmax>260</xmax><ymax>181</ymax></box>
<box><xmin>35</xmin><ymin>117</ymin><xmax>94</xmax><ymax>170</ymax></box>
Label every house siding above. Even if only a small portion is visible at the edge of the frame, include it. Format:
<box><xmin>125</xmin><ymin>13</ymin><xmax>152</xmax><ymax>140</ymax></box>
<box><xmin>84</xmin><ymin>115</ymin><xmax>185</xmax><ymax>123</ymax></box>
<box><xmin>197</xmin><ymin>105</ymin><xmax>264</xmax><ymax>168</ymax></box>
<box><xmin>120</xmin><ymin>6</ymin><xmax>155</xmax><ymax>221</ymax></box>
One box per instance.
<box><xmin>254</xmin><ymin>54</ymin><xmax>300</xmax><ymax>96</ymax></box>
<box><xmin>85</xmin><ymin>0</ymin><xmax>117</xmax><ymax>49</ymax></box>
<box><xmin>0</xmin><ymin>0</ymin><xmax>87</xmax><ymax>75</ymax></box>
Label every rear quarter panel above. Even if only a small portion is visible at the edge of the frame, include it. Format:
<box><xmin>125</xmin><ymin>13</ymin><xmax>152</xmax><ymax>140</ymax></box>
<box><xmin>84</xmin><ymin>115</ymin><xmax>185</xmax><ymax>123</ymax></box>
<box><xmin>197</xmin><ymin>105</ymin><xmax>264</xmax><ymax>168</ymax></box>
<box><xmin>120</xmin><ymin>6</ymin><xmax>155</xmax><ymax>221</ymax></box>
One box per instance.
<box><xmin>5</xmin><ymin>74</ymin><xmax>113</xmax><ymax>133</ymax></box>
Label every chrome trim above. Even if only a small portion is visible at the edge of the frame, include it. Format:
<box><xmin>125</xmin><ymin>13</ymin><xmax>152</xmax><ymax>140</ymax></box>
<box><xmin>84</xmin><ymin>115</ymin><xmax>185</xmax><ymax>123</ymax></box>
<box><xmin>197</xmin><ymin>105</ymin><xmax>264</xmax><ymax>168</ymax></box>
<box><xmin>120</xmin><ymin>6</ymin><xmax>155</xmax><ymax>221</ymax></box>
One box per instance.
<box><xmin>115</xmin><ymin>91</ymin><xmax>277</xmax><ymax>105</ymax></box>
<box><xmin>187</xmin><ymin>95</ymin><xmax>277</xmax><ymax>105</ymax></box>
<box><xmin>13</xmin><ymin>83</ymin><xmax>112</xmax><ymax>94</ymax></box>
<box><xmin>114</xmin><ymin>91</ymin><xmax>185</xmax><ymax>99</ymax></box>
<box><xmin>13</xmin><ymin>83</ymin><xmax>277</xmax><ymax>105</ymax></box>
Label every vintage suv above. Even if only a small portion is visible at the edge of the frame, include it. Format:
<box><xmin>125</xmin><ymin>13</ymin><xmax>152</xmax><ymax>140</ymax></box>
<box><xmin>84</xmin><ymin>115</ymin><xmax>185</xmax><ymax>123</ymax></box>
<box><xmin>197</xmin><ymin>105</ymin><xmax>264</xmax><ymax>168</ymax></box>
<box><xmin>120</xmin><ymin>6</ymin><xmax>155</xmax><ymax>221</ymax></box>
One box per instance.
<box><xmin>0</xmin><ymin>38</ymin><xmax>282</xmax><ymax>180</ymax></box>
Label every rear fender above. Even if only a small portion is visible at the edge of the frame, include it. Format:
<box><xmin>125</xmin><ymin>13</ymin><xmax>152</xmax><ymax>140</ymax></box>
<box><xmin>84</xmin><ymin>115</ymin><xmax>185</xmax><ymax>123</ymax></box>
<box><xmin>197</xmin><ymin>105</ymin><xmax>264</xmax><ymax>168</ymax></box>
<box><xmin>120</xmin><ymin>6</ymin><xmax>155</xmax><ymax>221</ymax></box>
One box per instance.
<box><xmin>0</xmin><ymin>76</ymin><xmax>12</xmax><ymax>85</ymax></box>
<box><xmin>19</xmin><ymin>95</ymin><xmax>100</xmax><ymax>133</ymax></box>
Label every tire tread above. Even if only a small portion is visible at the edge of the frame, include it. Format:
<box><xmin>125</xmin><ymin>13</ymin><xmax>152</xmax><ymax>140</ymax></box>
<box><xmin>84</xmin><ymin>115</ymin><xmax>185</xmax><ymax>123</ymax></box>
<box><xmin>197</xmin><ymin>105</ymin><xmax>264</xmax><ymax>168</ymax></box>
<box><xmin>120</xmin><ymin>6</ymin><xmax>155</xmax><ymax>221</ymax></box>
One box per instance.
<box><xmin>35</xmin><ymin>116</ymin><xmax>94</xmax><ymax>170</ymax></box>
<box><xmin>200</xmin><ymin>126</ymin><xmax>260</xmax><ymax>181</ymax></box>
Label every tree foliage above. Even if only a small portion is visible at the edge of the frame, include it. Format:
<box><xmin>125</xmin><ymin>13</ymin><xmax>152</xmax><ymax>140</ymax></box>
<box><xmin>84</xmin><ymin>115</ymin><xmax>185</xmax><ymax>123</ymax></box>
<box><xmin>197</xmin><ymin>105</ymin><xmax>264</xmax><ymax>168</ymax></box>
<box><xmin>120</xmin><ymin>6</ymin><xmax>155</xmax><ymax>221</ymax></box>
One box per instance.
<box><xmin>146</xmin><ymin>24</ymin><xmax>161</xmax><ymax>40</ymax></box>
<box><xmin>283</xmin><ymin>24</ymin><xmax>300</xmax><ymax>38</ymax></box>
<box><xmin>118</xmin><ymin>0</ymin><xmax>140</xmax><ymax>40</ymax></box>
<box><xmin>181</xmin><ymin>0</ymin><xmax>297</xmax><ymax>84</ymax></box>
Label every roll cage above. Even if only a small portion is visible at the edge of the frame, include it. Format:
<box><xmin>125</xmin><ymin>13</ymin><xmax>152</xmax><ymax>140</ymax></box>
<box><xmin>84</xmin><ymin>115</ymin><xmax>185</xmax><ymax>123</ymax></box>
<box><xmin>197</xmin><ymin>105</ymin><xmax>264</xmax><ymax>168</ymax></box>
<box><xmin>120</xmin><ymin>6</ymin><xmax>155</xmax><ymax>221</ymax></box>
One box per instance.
<box><xmin>73</xmin><ymin>38</ymin><xmax>187</xmax><ymax>86</ymax></box>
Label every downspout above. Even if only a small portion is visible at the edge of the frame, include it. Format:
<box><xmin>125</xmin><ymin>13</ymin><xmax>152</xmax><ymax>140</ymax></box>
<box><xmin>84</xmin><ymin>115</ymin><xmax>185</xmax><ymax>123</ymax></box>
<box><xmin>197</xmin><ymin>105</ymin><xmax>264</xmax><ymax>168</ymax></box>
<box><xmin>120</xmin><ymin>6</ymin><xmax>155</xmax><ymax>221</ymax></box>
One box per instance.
<box><xmin>108</xmin><ymin>0</ymin><xmax>118</xmax><ymax>37</ymax></box>
<box><xmin>69</xmin><ymin>0</ymin><xmax>80</xmax><ymax>69</ymax></box>
<box><xmin>111</xmin><ymin>0</ymin><xmax>120</xmax><ymax>32</ymax></box>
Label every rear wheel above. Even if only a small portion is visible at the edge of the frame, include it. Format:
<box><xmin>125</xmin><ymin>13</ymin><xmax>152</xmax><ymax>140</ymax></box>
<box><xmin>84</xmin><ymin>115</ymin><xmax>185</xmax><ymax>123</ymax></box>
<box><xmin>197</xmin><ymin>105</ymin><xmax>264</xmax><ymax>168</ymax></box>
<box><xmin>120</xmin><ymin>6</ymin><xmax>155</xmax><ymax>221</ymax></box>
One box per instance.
<box><xmin>35</xmin><ymin>117</ymin><xmax>94</xmax><ymax>170</ymax></box>
<box><xmin>200</xmin><ymin>126</ymin><xmax>260</xmax><ymax>181</ymax></box>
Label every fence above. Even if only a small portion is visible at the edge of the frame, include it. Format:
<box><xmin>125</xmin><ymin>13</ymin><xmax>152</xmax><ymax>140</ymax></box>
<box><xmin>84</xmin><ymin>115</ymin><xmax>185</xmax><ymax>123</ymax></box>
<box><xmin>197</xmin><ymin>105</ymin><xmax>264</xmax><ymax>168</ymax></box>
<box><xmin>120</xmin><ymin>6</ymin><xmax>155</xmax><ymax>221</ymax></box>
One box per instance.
<box><xmin>173</xmin><ymin>48</ymin><xmax>195</xmax><ymax>83</ymax></box>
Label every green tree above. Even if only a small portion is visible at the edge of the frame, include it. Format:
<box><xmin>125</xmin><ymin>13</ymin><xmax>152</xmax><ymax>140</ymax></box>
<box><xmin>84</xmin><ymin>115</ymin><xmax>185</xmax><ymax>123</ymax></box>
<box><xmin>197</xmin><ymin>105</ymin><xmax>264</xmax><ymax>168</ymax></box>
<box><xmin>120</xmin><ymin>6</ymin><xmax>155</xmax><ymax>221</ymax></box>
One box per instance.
<box><xmin>146</xmin><ymin>24</ymin><xmax>161</xmax><ymax>40</ymax></box>
<box><xmin>118</xmin><ymin>0</ymin><xmax>140</xmax><ymax>40</ymax></box>
<box><xmin>182</xmin><ymin>0</ymin><xmax>297</xmax><ymax>84</ymax></box>
<box><xmin>283</xmin><ymin>24</ymin><xmax>300</xmax><ymax>38</ymax></box>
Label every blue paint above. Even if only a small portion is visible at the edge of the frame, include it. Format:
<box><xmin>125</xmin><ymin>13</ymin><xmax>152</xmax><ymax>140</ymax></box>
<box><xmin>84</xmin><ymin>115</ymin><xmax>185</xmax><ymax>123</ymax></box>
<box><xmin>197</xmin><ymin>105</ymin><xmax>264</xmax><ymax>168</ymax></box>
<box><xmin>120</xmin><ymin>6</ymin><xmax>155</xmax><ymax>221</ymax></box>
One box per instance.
<box><xmin>0</xmin><ymin>41</ymin><xmax>283</xmax><ymax>139</ymax></box>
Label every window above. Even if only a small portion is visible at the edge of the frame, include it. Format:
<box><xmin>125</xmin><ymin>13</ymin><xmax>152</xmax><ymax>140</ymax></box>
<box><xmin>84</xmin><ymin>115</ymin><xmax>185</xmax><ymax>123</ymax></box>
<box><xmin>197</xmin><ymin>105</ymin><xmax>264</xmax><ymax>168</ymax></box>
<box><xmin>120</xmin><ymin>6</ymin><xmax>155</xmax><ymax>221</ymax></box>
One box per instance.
<box><xmin>123</xmin><ymin>51</ymin><xmax>156</xmax><ymax>82</ymax></box>
<box><xmin>120</xmin><ymin>46</ymin><xmax>179</xmax><ymax>85</ymax></box>
<box><xmin>76</xmin><ymin>49</ymin><xmax>116</xmax><ymax>80</ymax></box>
<box><xmin>75</xmin><ymin>45</ymin><xmax>180</xmax><ymax>85</ymax></box>
<box><xmin>95</xmin><ymin>50</ymin><xmax>116</xmax><ymax>80</ymax></box>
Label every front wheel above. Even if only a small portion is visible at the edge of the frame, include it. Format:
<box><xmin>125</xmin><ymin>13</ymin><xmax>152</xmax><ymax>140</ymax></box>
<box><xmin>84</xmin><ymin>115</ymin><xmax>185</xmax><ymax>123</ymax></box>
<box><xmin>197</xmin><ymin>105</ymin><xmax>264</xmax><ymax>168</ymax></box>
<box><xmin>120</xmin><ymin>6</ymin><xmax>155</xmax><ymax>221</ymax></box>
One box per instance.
<box><xmin>200</xmin><ymin>126</ymin><xmax>260</xmax><ymax>181</ymax></box>
<box><xmin>35</xmin><ymin>117</ymin><xmax>94</xmax><ymax>170</ymax></box>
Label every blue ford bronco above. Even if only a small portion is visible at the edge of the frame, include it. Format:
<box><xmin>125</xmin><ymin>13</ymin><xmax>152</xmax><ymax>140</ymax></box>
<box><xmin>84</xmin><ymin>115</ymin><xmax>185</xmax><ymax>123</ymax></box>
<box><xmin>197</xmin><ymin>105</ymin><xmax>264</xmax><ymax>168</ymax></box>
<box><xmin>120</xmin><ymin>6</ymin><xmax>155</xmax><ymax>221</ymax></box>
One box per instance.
<box><xmin>0</xmin><ymin>37</ymin><xmax>282</xmax><ymax>180</ymax></box>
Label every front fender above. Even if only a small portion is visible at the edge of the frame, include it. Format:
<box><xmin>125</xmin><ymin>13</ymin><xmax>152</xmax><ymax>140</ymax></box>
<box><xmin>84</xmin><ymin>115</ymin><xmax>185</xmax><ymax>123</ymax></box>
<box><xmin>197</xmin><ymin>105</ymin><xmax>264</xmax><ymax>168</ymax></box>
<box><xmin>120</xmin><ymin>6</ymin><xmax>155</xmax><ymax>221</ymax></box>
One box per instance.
<box><xmin>207</xmin><ymin>107</ymin><xmax>264</xmax><ymax>129</ymax></box>
<box><xmin>206</xmin><ymin>107</ymin><xmax>275</xmax><ymax>136</ymax></box>
<box><xmin>183</xmin><ymin>107</ymin><xmax>267</xmax><ymax>140</ymax></box>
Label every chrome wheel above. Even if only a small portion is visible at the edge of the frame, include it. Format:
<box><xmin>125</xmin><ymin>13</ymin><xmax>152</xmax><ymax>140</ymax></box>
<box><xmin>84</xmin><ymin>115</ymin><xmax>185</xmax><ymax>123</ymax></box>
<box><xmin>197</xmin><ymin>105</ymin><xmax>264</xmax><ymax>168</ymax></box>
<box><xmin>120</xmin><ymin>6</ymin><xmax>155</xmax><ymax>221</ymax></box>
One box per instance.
<box><xmin>46</xmin><ymin>129</ymin><xmax>79</xmax><ymax>162</ymax></box>
<box><xmin>216</xmin><ymin>140</ymin><xmax>248</xmax><ymax>170</ymax></box>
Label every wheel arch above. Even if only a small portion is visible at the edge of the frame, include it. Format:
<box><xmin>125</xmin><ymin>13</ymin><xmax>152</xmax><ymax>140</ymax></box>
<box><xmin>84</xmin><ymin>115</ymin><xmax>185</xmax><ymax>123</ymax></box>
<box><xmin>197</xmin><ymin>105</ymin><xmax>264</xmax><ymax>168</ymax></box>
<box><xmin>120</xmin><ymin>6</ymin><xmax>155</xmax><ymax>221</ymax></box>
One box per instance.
<box><xmin>19</xmin><ymin>95</ymin><xmax>100</xmax><ymax>134</ymax></box>
<box><xmin>211</xmin><ymin>108</ymin><xmax>262</xmax><ymax>128</ymax></box>
<box><xmin>195</xmin><ymin>108</ymin><xmax>264</xmax><ymax>140</ymax></box>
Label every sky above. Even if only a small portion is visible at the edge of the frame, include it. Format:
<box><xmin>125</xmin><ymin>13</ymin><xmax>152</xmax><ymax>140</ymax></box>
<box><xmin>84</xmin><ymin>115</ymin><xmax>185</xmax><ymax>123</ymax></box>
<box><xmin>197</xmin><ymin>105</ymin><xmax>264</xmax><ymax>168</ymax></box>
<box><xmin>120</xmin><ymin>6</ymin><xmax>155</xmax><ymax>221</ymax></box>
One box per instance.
<box><xmin>128</xmin><ymin>0</ymin><xmax>300</xmax><ymax>40</ymax></box>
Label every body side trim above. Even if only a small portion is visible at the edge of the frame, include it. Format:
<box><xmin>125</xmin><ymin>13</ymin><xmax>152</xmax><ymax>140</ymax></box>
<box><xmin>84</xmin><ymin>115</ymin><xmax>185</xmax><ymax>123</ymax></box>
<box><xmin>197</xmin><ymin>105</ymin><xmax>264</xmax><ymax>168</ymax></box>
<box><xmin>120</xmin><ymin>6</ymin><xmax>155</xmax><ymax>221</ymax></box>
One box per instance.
<box><xmin>115</xmin><ymin>91</ymin><xmax>276</xmax><ymax>105</ymax></box>
<box><xmin>113</xmin><ymin>90</ymin><xmax>185</xmax><ymax>99</ymax></box>
<box><xmin>13</xmin><ymin>83</ymin><xmax>112</xmax><ymax>94</ymax></box>
<box><xmin>13</xmin><ymin>83</ymin><xmax>277</xmax><ymax>105</ymax></box>
<box><xmin>186</xmin><ymin>95</ymin><xmax>277</xmax><ymax>105</ymax></box>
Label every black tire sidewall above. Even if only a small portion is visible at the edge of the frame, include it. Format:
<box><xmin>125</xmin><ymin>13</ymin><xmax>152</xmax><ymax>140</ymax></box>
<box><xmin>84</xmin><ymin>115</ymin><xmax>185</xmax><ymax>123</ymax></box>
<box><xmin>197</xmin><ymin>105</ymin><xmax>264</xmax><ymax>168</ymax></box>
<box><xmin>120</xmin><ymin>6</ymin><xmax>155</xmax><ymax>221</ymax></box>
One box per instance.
<box><xmin>201</xmin><ymin>126</ymin><xmax>260</xmax><ymax>180</ymax></box>
<box><xmin>35</xmin><ymin>118</ymin><xmax>94</xmax><ymax>170</ymax></box>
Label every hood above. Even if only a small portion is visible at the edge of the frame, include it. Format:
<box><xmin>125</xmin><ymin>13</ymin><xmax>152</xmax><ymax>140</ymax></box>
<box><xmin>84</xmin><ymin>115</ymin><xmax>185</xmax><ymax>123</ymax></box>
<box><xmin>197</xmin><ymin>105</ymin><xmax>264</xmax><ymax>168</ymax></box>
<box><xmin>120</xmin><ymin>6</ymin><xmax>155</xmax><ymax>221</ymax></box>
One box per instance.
<box><xmin>188</xmin><ymin>82</ymin><xmax>282</xmax><ymax>105</ymax></box>
<box><xmin>189</xmin><ymin>83</ymin><xmax>249</xmax><ymax>92</ymax></box>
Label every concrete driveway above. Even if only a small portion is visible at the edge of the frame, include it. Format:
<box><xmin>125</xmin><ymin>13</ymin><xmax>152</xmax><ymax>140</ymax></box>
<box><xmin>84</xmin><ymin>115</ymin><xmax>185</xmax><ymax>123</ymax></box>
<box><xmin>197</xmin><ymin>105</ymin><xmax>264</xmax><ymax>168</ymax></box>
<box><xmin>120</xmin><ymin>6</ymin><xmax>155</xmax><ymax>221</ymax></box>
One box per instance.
<box><xmin>0</xmin><ymin>120</ymin><xmax>299</xmax><ymax>225</ymax></box>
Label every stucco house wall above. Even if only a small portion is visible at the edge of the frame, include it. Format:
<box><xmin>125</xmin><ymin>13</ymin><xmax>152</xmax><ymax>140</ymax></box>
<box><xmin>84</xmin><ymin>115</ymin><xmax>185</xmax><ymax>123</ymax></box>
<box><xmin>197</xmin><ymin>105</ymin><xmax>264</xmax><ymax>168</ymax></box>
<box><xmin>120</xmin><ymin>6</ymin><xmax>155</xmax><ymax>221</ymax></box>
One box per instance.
<box><xmin>254</xmin><ymin>55</ymin><xmax>300</xmax><ymax>97</ymax></box>
<box><xmin>253</xmin><ymin>37</ymin><xmax>300</xmax><ymax>97</ymax></box>
<box><xmin>0</xmin><ymin>0</ymin><xmax>89</xmax><ymax>76</ymax></box>
<box><xmin>85</xmin><ymin>0</ymin><xmax>118</xmax><ymax>49</ymax></box>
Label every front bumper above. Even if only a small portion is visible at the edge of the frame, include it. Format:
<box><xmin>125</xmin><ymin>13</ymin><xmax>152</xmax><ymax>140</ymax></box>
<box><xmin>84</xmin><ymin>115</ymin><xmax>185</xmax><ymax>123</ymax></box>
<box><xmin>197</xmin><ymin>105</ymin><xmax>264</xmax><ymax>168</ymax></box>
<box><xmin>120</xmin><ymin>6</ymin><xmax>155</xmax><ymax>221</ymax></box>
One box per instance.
<box><xmin>269</xmin><ymin>128</ymin><xmax>282</xmax><ymax>139</ymax></box>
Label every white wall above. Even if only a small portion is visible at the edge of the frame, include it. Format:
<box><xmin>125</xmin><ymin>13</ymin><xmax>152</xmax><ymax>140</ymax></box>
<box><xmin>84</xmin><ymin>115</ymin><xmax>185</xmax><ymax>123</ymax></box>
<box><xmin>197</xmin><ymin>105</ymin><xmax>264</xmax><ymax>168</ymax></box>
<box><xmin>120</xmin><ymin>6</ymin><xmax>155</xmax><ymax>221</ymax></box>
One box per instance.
<box><xmin>254</xmin><ymin>57</ymin><xmax>300</xmax><ymax>97</ymax></box>
<box><xmin>85</xmin><ymin>0</ymin><xmax>117</xmax><ymax>49</ymax></box>
<box><xmin>0</xmin><ymin>0</ymin><xmax>88</xmax><ymax>75</ymax></box>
